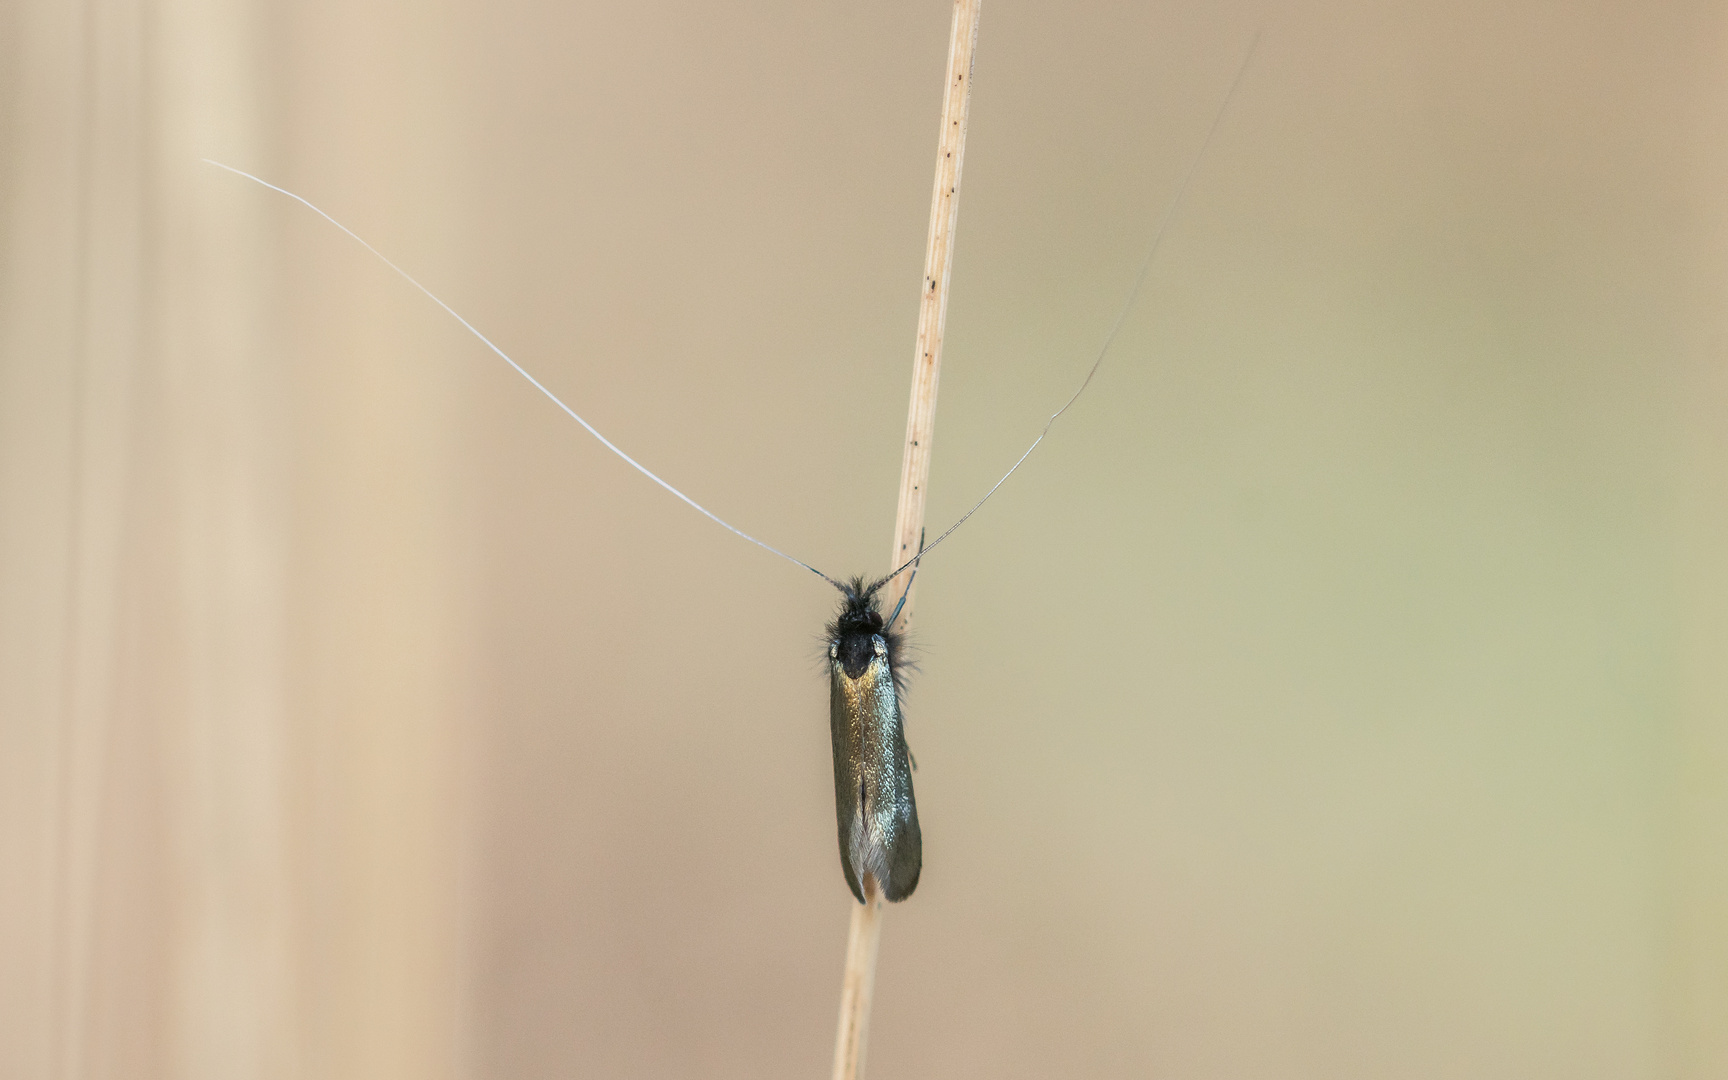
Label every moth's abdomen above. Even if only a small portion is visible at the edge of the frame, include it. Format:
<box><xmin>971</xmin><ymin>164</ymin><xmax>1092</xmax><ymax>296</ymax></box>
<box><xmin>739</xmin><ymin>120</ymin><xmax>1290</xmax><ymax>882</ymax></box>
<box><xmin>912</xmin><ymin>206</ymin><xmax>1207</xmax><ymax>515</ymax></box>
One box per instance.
<box><xmin>829</xmin><ymin>631</ymin><xmax>921</xmax><ymax>903</ymax></box>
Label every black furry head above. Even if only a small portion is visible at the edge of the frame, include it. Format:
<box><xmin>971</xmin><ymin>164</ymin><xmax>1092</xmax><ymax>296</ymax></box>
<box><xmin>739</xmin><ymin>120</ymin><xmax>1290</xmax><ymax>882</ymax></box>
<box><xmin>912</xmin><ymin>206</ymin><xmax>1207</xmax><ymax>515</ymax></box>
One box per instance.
<box><xmin>826</xmin><ymin>576</ymin><xmax>908</xmax><ymax>689</ymax></box>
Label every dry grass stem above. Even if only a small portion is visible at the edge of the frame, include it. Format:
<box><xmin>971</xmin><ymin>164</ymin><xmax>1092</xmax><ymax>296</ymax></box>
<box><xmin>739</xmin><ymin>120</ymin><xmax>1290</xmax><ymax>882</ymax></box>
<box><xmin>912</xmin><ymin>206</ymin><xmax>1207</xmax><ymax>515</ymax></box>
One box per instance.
<box><xmin>831</xmin><ymin>2</ymin><xmax>982</xmax><ymax>1078</ymax></box>
<box><xmin>830</xmin><ymin>878</ymin><xmax>883</xmax><ymax>1080</ymax></box>
<box><xmin>885</xmin><ymin>0</ymin><xmax>982</xmax><ymax>620</ymax></box>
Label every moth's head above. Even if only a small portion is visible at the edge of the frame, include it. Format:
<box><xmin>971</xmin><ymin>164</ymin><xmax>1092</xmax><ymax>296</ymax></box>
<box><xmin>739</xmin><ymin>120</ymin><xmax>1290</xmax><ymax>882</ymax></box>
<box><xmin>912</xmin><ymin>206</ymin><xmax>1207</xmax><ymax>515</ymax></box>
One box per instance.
<box><xmin>834</xmin><ymin>576</ymin><xmax>886</xmax><ymax>637</ymax></box>
<box><xmin>827</xmin><ymin>575</ymin><xmax>911</xmax><ymax>691</ymax></box>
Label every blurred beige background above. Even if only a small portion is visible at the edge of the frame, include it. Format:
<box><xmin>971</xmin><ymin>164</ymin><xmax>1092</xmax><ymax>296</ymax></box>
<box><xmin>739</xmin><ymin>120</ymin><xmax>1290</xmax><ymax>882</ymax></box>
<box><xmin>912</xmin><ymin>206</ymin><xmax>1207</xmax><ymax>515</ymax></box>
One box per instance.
<box><xmin>5</xmin><ymin>0</ymin><xmax>1727</xmax><ymax>1077</ymax></box>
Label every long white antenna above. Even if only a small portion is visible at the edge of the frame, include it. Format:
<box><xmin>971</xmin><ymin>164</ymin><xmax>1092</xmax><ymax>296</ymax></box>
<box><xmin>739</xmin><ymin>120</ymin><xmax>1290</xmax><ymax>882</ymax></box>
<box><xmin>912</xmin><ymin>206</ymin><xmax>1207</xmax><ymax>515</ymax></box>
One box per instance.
<box><xmin>208</xmin><ymin>31</ymin><xmax>1254</xmax><ymax>592</ymax></box>
<box><xmin>203</xmin><ymin>158</ymin><xmax>843</xmax><ymax>589</ymax></box>
<box><xmin>880</xmin><ymin>30</ymin><xmax>1261</xmax><ymax>583</ymax></box>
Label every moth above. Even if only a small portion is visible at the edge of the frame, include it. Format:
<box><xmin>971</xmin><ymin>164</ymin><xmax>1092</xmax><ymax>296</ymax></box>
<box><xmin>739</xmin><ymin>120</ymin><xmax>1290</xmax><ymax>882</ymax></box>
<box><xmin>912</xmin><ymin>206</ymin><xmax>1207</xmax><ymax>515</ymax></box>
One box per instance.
<box><xmin>829</xmin><ymin>571</ymin><xmax>921</xmax><ymax>903</ymax></box>
<box><xmin>204</xmin><ymin>33</ymin><xmax>1251</xmax><ymax>906</ymax></box>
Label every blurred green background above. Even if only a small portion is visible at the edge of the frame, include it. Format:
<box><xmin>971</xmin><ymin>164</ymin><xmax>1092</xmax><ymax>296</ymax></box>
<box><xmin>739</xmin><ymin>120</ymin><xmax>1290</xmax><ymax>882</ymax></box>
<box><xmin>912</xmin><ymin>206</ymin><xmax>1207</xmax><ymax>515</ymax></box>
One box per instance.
<box><xmin>5</xmin><ymin>1</ymin><xmax>1726</xmax><ymax>1077</ymax></box>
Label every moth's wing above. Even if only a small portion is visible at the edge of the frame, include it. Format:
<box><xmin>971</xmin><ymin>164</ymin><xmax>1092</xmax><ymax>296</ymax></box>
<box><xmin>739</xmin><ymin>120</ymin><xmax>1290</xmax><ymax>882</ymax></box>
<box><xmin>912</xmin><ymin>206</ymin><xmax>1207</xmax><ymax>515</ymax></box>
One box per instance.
<box><xmin>829</xmin><ymin>665</ymin><xmax>867</xmax><ymax>904</ymax></box>
<box><xmin>880</xmin><ymin>707</ymin><xmax>923</xmax><ymax>903</ymax></box>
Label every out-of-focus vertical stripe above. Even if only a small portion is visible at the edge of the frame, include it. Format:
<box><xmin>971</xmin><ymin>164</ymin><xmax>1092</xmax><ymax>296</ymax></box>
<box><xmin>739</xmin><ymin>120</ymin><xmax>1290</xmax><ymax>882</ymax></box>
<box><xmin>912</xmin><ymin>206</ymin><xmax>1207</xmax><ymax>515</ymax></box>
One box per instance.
<box><xmin>0</xmin><ymin>0</ymin><xmax>473</xmax><ymax>1077</ymax></box>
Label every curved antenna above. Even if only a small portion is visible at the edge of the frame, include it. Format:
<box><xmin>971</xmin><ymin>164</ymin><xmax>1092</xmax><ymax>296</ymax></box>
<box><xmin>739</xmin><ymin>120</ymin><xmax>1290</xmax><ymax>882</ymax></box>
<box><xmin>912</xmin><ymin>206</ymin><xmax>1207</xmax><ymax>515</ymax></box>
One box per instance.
<box><xmin>204</xmin><ymin>158</ymin><xmax>844</xmax><ymax>591</ymax></box>
<box><xmin>878</xmin><ymin>30</ymin><xmax>1261</xmax><ymax>586</ymax></box>
<box><xmin>878</xmin><ymin>527</ymin><xmax>926</xmax><ymax>631</ymax></box>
